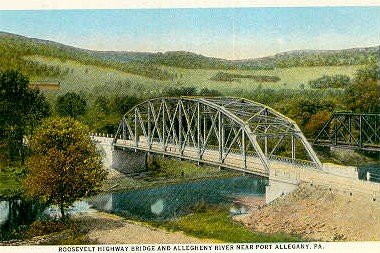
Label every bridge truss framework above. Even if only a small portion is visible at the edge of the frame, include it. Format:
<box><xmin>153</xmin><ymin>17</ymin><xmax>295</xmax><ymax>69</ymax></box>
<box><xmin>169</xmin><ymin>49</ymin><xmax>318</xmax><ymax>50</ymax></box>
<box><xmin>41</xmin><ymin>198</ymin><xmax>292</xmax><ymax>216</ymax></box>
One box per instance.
<box><xmin>113</xmin><ymin>97</ymin><xmax>322</xmax><ymax>176</ymax></box>
<box><xmin>314</xmin><ymin>112</ymin><xmax>380</xmax><ymax>152</ymax></box>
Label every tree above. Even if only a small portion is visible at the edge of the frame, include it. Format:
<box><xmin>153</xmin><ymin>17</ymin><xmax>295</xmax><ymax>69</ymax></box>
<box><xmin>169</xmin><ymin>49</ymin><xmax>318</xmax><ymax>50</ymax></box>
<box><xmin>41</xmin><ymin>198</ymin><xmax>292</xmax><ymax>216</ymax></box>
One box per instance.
<box><xmin>23</xmin><ymin>117</ymin><xmax>107</xmax><ymax>219</ymax></box>
<box><xmin>304</xmin><ymin>111</ymin><xmax>331</xmax><ymax>137</ymax></box>
<box><xmin>0</xmin><ymin>70</ymin><xmax>50</xmax><ymax>163</ymax></box>
<box><xmin>344</xmin><ymin>65</ymin><xmax>380</xmax><ymax>113</ymax></box>
<box><xmin>55</xmin><ymin>92</ymin><xmax>87</xmax><ymax>118</ymax></box>
<box><xmin>308</xmin><ymin>75</ymin><xmax>350</xmax><ymax>89</ymax></box>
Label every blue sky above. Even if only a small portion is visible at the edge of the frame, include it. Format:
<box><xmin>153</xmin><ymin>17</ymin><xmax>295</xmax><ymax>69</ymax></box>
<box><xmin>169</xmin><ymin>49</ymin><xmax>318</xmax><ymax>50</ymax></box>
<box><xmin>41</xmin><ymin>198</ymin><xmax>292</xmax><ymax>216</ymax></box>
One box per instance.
<box><xmin>0</xmin><ymin>7</ymin><xmax>379</xmax><ymax>59</ymax></box>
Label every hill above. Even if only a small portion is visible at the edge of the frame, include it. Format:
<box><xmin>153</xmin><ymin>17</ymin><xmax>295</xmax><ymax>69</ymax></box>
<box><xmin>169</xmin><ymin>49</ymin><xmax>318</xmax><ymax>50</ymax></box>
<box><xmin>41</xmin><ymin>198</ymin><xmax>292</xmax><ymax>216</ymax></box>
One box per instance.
<box><xmin>0</xmin><ymin>32</ymin><xmax>176</xmax><ymax>81</ymax></box>
<box><xmin>0</xmin><ymin>32</ymin><xmax>375</xmax><ymax>98</ymax></box>
<box><xmin>1</xmin><ymin>31</ymin><xmax>378</xmax><ymax>78</ymax></box>
<box><xmin>92</xmin><ymin>47</ymin><xmax>379</xmax><ymax>70</ymax></box>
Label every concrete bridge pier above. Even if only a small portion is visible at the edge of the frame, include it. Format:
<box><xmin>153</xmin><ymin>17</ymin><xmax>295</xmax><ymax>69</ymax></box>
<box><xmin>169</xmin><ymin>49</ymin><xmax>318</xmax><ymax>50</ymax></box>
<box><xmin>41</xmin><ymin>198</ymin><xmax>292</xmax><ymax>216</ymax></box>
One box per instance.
<box><xmin>265</xmin><ymin>176</ymin><xmax>300</xmax><ymax>204</ymax></box>
<box><xmin>92</xmin><ymin>136</ymin><xmax>149</xmax><ymax>174</ymax></box>
<box><xmin>112</xmin><ymin>148</ymin><xmax>148</xmax><ymax>174</ymax></box>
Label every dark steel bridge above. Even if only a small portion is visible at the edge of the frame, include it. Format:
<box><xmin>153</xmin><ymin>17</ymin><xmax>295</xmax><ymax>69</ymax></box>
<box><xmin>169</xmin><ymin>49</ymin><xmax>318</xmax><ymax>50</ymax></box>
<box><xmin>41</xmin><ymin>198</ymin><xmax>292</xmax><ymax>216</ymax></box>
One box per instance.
<box><xmin>314</xmin><ymin>112</ymin><xmax>380</xmax><ymax>152</ymax></box>
<box><xmin>112</xmin><ymin>97</ymin><xmax>322</xmax><ymax>177</ymax></box>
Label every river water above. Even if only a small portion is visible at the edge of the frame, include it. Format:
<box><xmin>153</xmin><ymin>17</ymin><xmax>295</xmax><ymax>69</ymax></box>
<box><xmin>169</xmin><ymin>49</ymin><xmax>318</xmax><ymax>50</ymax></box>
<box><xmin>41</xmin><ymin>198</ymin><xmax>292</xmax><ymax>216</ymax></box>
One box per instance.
<box><xmin>0</xmin><ymin>175</ymin><xmax>267</xmax><ymax>239</ymax></box>
<box><xmin>358</xmin><ymin>163</ymin><xmax>380</xmax><ymax>182</ymax></box>
<box><xmin>2</xmin><ymin>163</ymin><xmax>380</xmax><ymax>240</ymax></box>
<box><xmin>88</xmin><ymin>175</ymin><xmax>267</xmax><ymax>220</ymax></box>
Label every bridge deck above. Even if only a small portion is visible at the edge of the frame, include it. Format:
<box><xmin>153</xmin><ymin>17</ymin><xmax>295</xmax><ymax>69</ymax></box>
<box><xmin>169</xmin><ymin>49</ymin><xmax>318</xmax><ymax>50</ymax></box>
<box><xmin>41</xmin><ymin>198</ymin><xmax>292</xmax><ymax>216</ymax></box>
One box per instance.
<box><xmin>113</xmin><ymin>139</ymin><xmax>380</xmax><ymax>197</ymax></box>
<box><xmin>114</xmin><ymin>139</ymin><xmax>316</xmax><ymax>177</ymax></box>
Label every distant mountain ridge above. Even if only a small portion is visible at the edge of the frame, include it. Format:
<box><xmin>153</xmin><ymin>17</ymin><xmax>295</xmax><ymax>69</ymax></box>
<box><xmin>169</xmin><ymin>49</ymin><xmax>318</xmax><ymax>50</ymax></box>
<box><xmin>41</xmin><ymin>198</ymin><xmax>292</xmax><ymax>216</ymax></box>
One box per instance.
<box><xmin>92</xmin><ymin>46</ymin><xmax>380</xmax><ymax>70</ymax></box>
<box><xmin>0</xmin><ymin>31</ymin><xmax>378</xmax><ymax>77</ymax></box>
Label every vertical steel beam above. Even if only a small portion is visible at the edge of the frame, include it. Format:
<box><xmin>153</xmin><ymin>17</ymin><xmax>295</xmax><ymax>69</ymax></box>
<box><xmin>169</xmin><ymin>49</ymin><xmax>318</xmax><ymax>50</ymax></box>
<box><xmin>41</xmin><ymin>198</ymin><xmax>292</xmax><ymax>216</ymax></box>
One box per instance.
<box><xmin>147</xmin><ymin>104</ymin><xmax>151</xmax><ymax>147</ymax></box>
<box><xmin>242</xmin><ymin>129</ymin><xmax>247</xmax><ymax>169</ymax></box>
<box><xmin>162</xmin><ymin>99</ymin><xmax>165</xmax><ymax>150</ymax></box>
<box><xmin>218</xmin><ymin>111</ymin><xmax>223</xmax><ymax>163</ymax></box>
<box><xmin>264</xmin><ymin>109</ymin><xmax>268</xmax><ymax>157</ymax></box>
<box><xmin>197</xmin><ymin>102</ymin><xmax>201</xmax><ymax>159</ymax></box>
<box><xmin>203</xmin><ymin>106</ymin><xmax>206</xmax><ymax>145</ymax></box>
<box><xmin>348</xmin><ymin>116</ymin><xmax>352</xmax><ymax>144</ymax></box>
<box><xmin>334</xmin><ymin>119</ymin><xmax>338</xmax><ymax>146</ymax></box>
<box><xmin>291</xmin><ymin>135</ymin><xmax>295</xmax><ymax>163</ymax></box>
<box><xmin>134</xmin><ymin>109</ymin><xmax>138</xmax><ymax>146</ymax></box>
<box><xmin>122</xmin><ymin>118</ymin><xmax>126</xmax><ymax>140</ymax></box>
<box><xmin>359</xmin><ymin>115</ymin><xmax>363</xmax><ymax>148</ymax></box>
<box><xmin>178</xmin><ymin>100</ymin><xmax>182</xmax><ymax>154</ymax></box>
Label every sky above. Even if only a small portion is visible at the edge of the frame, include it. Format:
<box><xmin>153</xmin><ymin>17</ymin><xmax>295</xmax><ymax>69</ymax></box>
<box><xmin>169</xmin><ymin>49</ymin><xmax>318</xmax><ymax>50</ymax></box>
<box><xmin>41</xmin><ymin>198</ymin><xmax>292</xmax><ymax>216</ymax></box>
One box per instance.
<box><xmin>0</xmin><ymin>7</ymin><xmax>379</xmax><ymax>60</ymax></box>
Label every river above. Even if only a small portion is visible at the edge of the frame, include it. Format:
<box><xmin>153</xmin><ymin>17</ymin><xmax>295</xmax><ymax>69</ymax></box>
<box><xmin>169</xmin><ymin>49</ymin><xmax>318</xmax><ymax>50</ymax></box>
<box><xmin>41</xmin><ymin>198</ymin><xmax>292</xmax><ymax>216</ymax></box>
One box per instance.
<box><xmin>2</xmin><ymin>162</ymin><xmax>380</xmax><ymax>241</ymax></box>
<box><xmin>0</xmin><ymin>175</ymin><xmax>267</xmax><ymax>239</ymax></box>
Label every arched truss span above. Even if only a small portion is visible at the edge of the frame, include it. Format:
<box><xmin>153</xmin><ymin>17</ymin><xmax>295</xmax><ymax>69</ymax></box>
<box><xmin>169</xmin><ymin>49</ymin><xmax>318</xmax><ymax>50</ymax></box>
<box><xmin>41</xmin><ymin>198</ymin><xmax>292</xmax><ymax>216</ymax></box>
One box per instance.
<box><xmin>113</xmin><ymin>97</ymin><xmax>322</xmax><ymax>176</ymax></box>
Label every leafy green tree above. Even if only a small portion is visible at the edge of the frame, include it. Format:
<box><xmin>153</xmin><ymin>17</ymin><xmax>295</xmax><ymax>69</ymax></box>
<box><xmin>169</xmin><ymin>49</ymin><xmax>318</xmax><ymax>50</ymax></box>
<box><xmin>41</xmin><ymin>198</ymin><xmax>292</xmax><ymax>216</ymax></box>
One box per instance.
<box><xmin>0</xmin><ymin>70</ymin><xmax>50</xmax><ymax>163</ymax></box>
<box><xmin>110</xmin><ymin>95</ymin><xmax>141</xmax><ymax>115</ymax></box>
<box><xmin>353</xmin><ymin>64</ymin><xmax>379</xmax><ymax>83</ymax></box>
<box><xmin>199</xmin><ymin>88</ymin><xmax>222</xmax><ymax>97</ymax></box>
<box><xmin>308</xmin><ymin>75</ymin><xmax>350</xmax><ymax>89</ymax></box>
<box><xmin>288</xmin><ymin>98</ymin><xmax>336</xmax><ymax>137</ymax></box>
<box><xmin>304</xmin><ymin>111</ymin><xmax>331</xmax><ymax>136</ymax></box>
<box><xmin>23</xmin><ymin>117</ymin><xmax>107</xmax><ymax>219</ymax></box>
<box><xmin>344</xmin><ymin>65</ymin><xmax>380</xmax><ymax>113</ymax></box>
<box><xmin>56</xmin><ymin>92</ymin><xmax>87</xmax><ymax>118</ymax></box>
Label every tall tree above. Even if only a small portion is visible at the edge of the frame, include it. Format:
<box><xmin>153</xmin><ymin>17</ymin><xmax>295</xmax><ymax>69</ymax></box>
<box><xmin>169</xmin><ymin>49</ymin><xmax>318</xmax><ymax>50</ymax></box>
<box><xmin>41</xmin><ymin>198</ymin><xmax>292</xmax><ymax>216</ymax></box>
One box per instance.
<box><xmin>55</xmin><ymin>92</ymin><xmax>87</xmax><ymax>118</ymax></box>
<box><xmin>0</xmin><ymin>70</ymin><xmax>50</xmax><ymax>163</ymax></box>
<box><xmin>23</xmin><ymin>117</ymin><xmax>107</xmax><ymax>219</ymax></box>
<box><xmin>344</xmin><ymin>65</ymin><xmax>380</xmax><ymax>113</ymax></box>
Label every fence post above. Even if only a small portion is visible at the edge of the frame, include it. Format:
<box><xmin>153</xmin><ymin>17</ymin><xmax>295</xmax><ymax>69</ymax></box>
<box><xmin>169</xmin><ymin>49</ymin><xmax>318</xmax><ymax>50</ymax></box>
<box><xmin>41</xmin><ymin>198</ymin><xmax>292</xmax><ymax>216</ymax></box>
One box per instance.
<box><xmin>367</xmin><ymin>171</ymin><xmax>371</xmax><ymax>181</ymax></box>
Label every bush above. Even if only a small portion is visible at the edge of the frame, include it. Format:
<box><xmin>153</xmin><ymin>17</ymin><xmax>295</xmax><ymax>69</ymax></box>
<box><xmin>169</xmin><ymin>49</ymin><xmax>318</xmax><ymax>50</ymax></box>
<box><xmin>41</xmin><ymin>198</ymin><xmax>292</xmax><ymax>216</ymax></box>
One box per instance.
<box><xmin>210</xmin><ymin>72</ymin><xmax>281</xmax><ymax>82</ymax></box>
<box><xmin>27</xmin><ymin>220</ymin><xmax>69</xmax><ymax>237</ymax></box>
<box><xmin>308</xmin><ymin>75</ymin><xmax>350</xmax><ymax>89</ymax></box>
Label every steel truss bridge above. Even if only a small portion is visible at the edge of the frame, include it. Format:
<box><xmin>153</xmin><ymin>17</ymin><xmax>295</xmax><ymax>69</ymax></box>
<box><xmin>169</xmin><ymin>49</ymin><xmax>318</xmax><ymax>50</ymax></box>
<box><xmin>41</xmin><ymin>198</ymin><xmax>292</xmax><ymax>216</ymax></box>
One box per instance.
<box><xmin>314</xmin><ymin>112</ymin><xmax>380</xmax><ymax>152</ymax></box>
<box><xmin>112</xmin><ymin>97</ymin><xmax>322</xmax><ymax>177</ymax></box>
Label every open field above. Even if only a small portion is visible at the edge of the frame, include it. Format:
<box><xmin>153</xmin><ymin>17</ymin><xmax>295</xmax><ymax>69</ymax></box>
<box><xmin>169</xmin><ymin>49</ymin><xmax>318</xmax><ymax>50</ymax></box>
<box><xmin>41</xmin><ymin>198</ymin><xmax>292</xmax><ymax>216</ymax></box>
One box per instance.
<box><xmin>25</xmin><ymin>55</ymin><xmax>363</xmax><ymax>97</ymax></box>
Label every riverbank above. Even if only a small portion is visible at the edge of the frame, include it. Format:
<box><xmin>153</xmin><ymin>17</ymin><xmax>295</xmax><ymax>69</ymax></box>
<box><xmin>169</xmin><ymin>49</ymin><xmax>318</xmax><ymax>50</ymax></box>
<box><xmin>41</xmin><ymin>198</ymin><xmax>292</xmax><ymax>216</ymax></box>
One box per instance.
<box><xmin>101</xmin><ymin>157</ymin><xmax>241</xmax><ymax>193</ymax></box>
<box><xmin>0</xmin><ymin>209</ymin><xmax>216</xmax><ymax>245</ymax></box>
<box><xmin>236</xmin><ymin>183</ymin><xmax>380</xmax><ymax>241</ymax></box>
<box><xmin>1</xmin><ymin>206</ymin><xmax>302</xmax><ymax>245</ymax></box>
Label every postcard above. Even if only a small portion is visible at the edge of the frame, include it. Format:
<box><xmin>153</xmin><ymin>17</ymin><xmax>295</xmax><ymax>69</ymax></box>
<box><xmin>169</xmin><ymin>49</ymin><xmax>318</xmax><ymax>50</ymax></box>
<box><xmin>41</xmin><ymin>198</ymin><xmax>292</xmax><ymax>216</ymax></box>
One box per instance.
<box><xmin>0</xmin><ymin>1</ymin><xmax>379</xmax><ymax>253</ymax></box>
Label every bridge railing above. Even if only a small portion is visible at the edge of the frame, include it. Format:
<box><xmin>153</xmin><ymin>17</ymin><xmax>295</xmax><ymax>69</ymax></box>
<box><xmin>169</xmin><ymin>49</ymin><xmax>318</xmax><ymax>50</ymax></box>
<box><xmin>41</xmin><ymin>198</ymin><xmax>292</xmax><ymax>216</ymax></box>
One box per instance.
<box><xmin>271</xmin><ymin>166</ymin><xmax>300</xmax><ymax>180</ymax></box>
<box><xmin>269</xmin><ymin>155</ymin><xmax>318</xmax><ymax>169</ymax></box>
<box><xmin>91</xmin><ymin>133</ymin><xmax>114</xmax><ymax>138</ymax></box>
<box><xmin>114</xmin><ymin>137</ymin><xmax>320</xmax><ymax>170</ymax></box>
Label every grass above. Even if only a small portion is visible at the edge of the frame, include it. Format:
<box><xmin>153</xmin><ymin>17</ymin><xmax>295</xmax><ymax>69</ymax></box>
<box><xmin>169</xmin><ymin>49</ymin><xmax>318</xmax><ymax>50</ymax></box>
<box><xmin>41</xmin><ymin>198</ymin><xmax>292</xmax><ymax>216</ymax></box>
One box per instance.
<box><xmin>161</xmin><ymin>64</ymin><xmax>362</xmax><ymax>92</ymax></box>
<box><xmin>24</xmin><ymin>55</ymin><xmax>363</xmax><ymax>98</ymax></box>
<box><xmin>24</xmin><ymin>55</ymin><xmax>166</xmax><ymax>97</ymax></box>
<box><xmin>149</xmin><ymin>156</ymin><xmax>238</xmax><ymax>178</ymax></box>
<box><xmin>101</xmin><ymin>156</ymin><xmax>240</xmax><ymax>192</ymax></box>
<box><xmin>153</xmin><ymin>207</ymin><xmax>303</xmax><ymax>243</ymax></box>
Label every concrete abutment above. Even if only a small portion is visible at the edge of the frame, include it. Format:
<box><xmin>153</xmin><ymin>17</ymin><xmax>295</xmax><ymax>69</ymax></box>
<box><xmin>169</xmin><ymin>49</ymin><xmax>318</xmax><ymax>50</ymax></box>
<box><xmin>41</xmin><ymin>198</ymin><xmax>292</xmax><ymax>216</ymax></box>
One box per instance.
<box><xmin>92</xmin><ymin>136</ymin><xmax>149</xmax><ymax>174</ymax></box>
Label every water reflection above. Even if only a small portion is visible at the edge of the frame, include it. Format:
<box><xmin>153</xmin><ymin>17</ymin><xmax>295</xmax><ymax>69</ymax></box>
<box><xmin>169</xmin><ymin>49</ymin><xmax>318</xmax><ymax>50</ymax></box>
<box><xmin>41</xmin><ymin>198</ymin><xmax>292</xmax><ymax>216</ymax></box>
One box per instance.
<box><xmin>151</xmin><ymin>199</ymin><xmax>164</xmax><ymax>215</ymax></box>
<box><xmin>88</xmin><ymin>176</ymin><xmax>267</xmax><ymax>221</ymax></box>
<box><xmin>43</xmin><ymin>201</ymin><xmax>92</xmax><ymax>219</ymax></box>
<box><xmin>0</xmin><ymin>199</ymin><xmax>45</xmax><ymax>240</ymax></box>
<box><xmin>0</xmin><ymin>201</ymin><xmax>9</xmax><ymax>226</ymax></box>
<box><xmin>1</xmin><ymin>175</ymin><xmax>267</xmax><ymax>239</ymax></box>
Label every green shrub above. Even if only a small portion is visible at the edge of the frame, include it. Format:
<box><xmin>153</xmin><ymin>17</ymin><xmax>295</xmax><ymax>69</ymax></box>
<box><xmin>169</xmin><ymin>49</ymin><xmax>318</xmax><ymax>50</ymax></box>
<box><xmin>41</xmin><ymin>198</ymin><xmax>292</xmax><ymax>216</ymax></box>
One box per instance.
<box><xmin>26</xmin><ymin>220</ymin><xmax>69</xmax><ymax>237</ymax></box>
